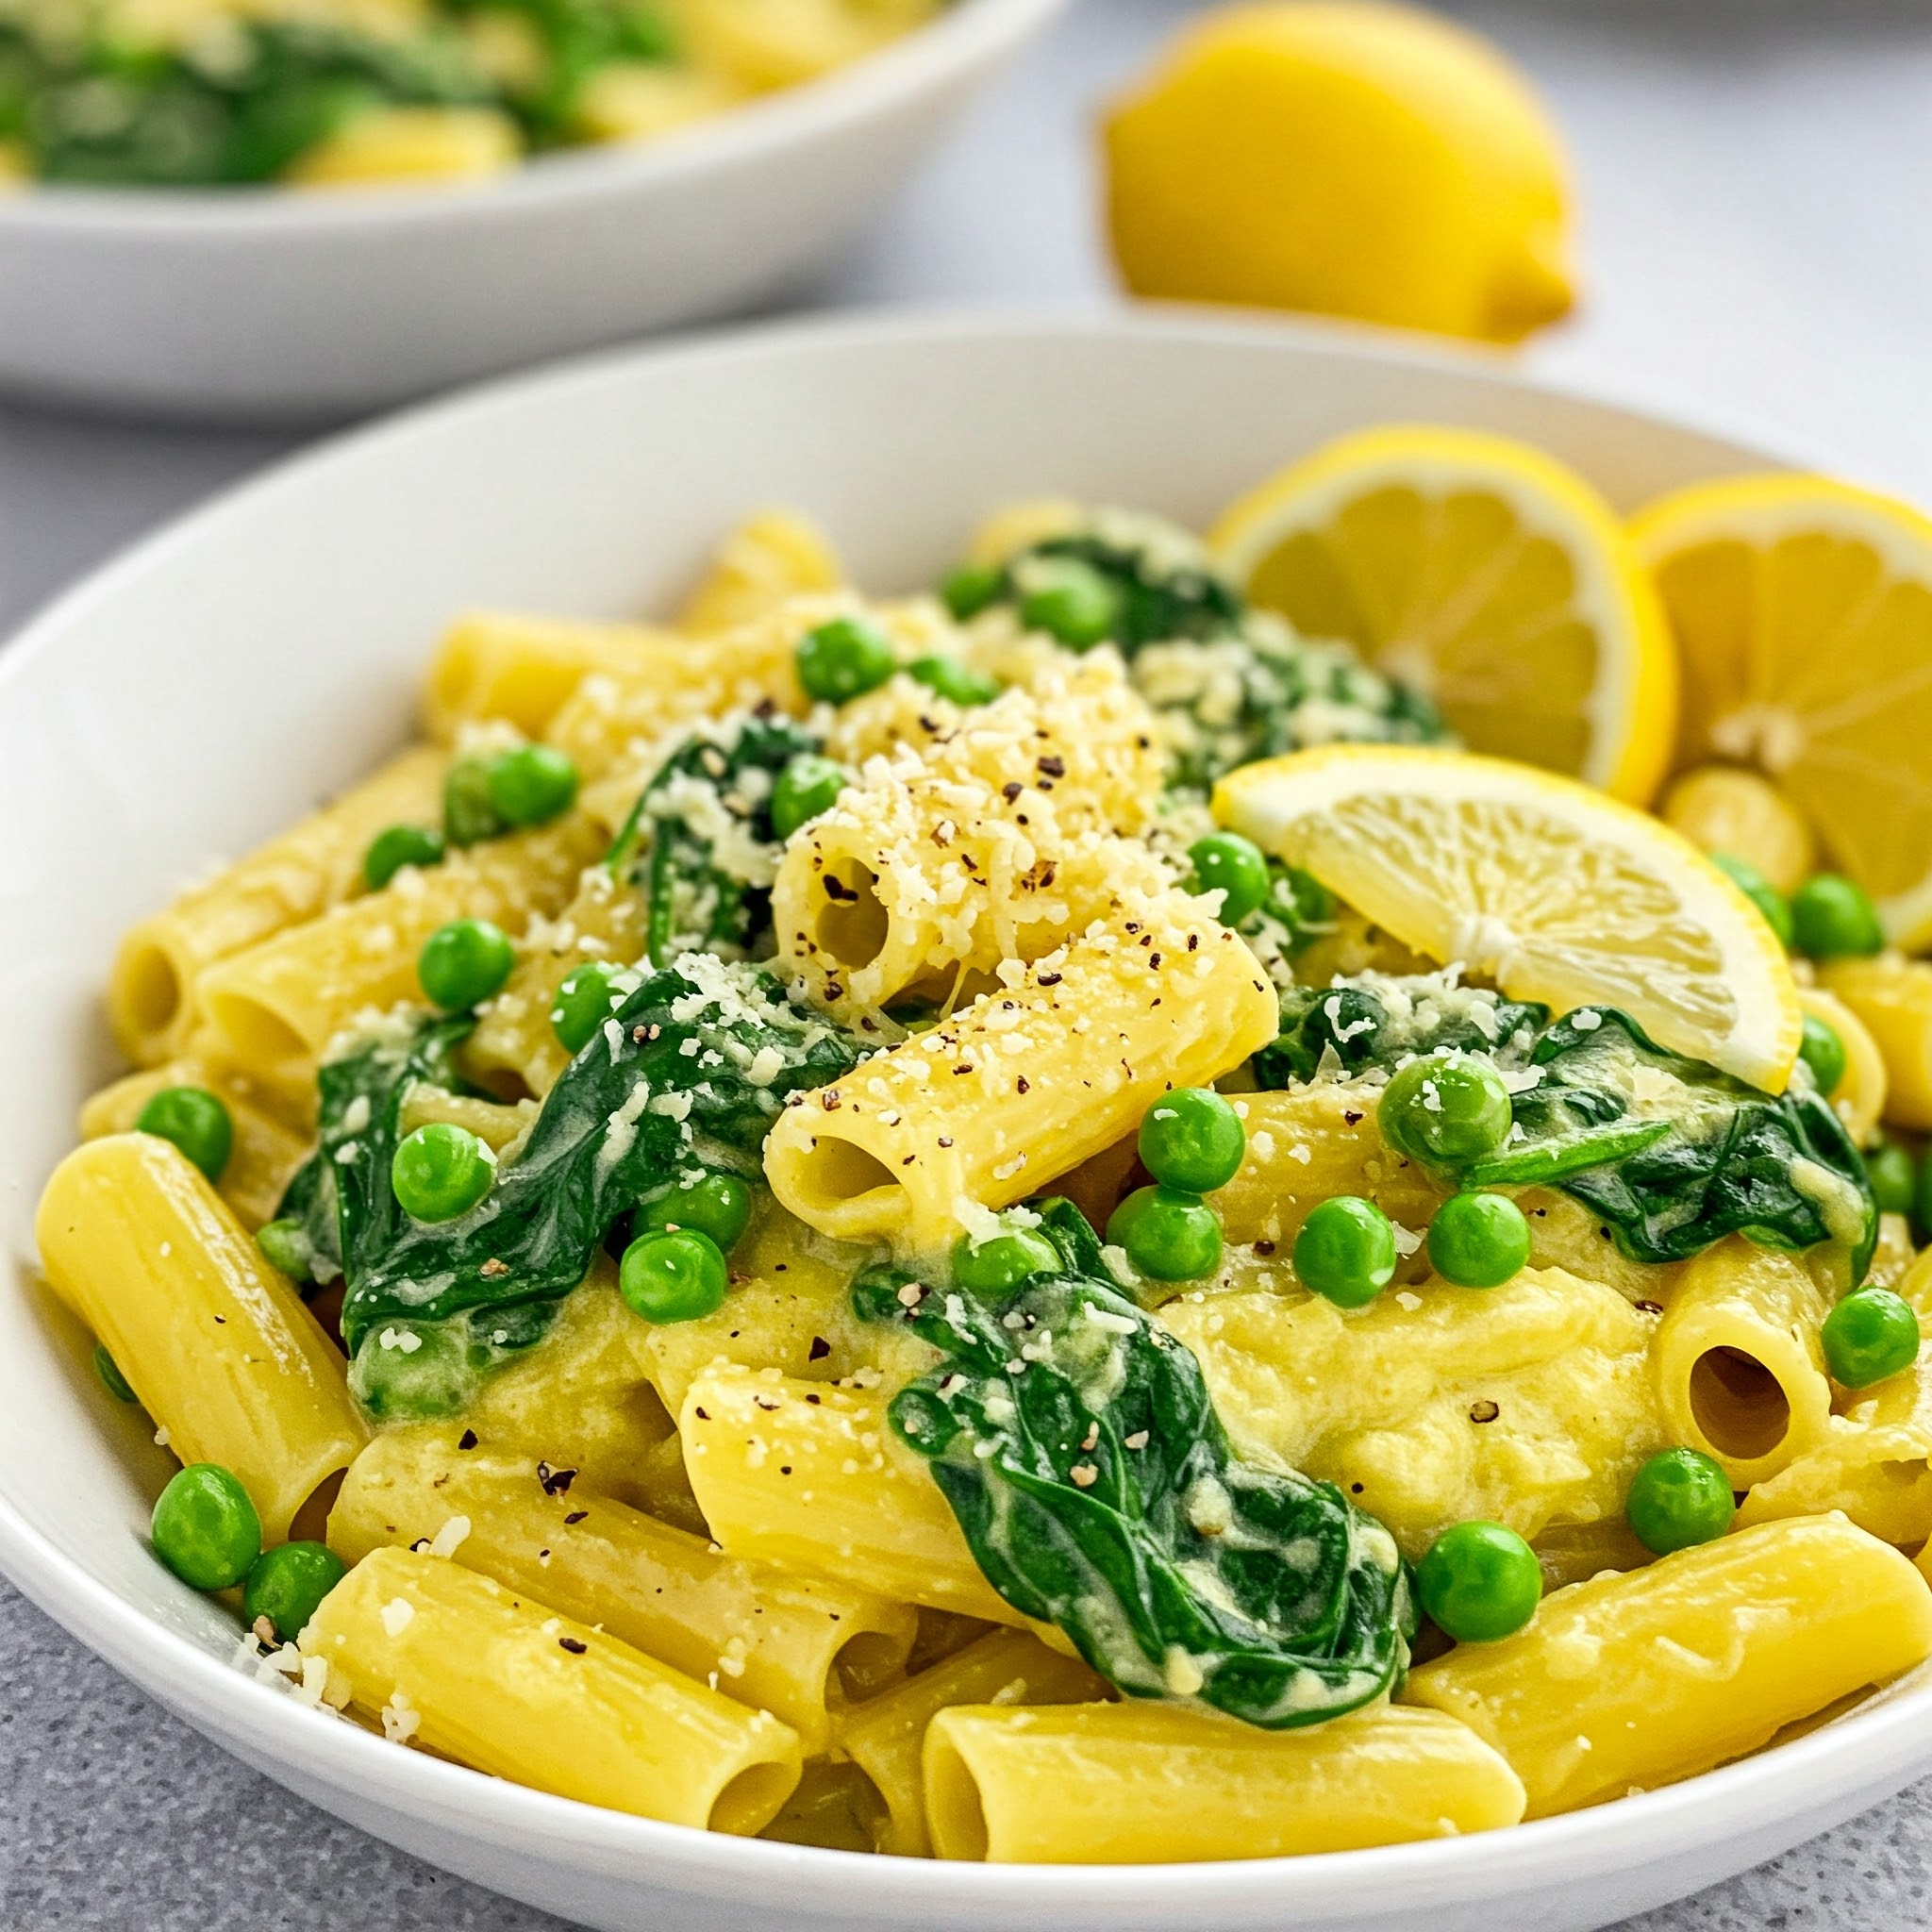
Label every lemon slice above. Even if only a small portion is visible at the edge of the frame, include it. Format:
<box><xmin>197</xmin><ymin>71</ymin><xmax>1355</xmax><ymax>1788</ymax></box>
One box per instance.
<box><xmin>1210</xmin><ymin>425</ymin><xmax>1677</xmax><ymax>804</ymax></box>
<box><xmin>1216</xmin><ymin>743</ymin><xmax>1802</xmax><ymax>1090</ymax></box>
<box><xmin>1629</xmin><ymin>474</ymin><xmax>1932</xmax><ymax>949</ymax></box>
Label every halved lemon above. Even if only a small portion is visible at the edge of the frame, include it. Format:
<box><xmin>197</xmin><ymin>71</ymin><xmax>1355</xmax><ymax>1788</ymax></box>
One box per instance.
<box><xmin>1629</xmin><ymin>473</ymin><xmax>1932</xmax><ymax>950</ymax></box>
<box><xmin>1216</xmin><ymin>743</ymin><xmax>1803</xmax><ymax>1090</ymax></box>
<box><xmin>1210</xmin><ymin>425</ymin><xmax>1677</xmax><ymax>804</ymax></box>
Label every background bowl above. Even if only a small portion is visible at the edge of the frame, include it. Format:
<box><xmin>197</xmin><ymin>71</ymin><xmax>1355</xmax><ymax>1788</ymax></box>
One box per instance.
<box><xmin>0</xmin><ymin>0</ymin><xmax>1067</xmax><ymax>423</ymax></box>
<box><xmin>1</xmin><ymin>310</ymin><xmax>1920</xmax><ymax>1932</ymax></box>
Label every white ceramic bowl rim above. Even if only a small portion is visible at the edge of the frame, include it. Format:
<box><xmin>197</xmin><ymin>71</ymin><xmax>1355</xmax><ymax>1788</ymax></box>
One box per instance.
<box><xmin>0</xmin><ymin>0</ymin><xmax>1065</xmax><ymax>236</ymax></box>
<box><xmin>0</xmin><ymin>307</ymin><xmax>1910</xmax><ymax>1919</ymax></box>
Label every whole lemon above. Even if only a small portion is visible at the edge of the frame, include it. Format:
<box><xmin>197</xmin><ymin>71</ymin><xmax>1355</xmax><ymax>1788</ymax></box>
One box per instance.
<box><xmin>1103</xmin><ymin>1</ymin><xmax>1577</xmax><ymax>344</ymax></box>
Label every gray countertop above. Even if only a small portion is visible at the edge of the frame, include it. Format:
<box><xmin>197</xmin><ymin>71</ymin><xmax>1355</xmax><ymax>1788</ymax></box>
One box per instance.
<box><xmin>8</xmin><ymin>2</ymin><xmax>1932</xmax><ymax>1924</ymax></box>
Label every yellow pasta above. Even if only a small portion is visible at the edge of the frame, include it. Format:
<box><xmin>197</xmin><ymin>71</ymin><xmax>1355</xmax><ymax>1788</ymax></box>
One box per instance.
<box><xmin>1798</xmin><ymin>984</ymin><xmax>1887</xmax><ymax>1144</ymax></box>
<box><xmin>839</xmin><ymin>1630</ymin><xmax>1111</xmax><ymax>1855</ymax></box>
<box><xmin>424</xmin><ymin>611</ymin><xmax>685</xmax><ymax>742</ymax></box>
<box><xmin>283</xmin><ymin>105</ymin><xmax>519</xmax><ymax>185</ymax></box>
<box><xmin>462</xmin><ymin>863</ymin><xmax>648</xmax><ymax>1099</ymax></box>
<box><xmin>1162</xmin><ymin>1267</ymin><xmax>1666</xmax><ymax>1558</ymax></box>
<box><xmin>772</xmin><ymin>658</ymin><xmax>1166</xmax><ymax>1010</ymax></box>
<box><xmin>1404</xmin><ymin>1515</ymin><xmax>1932</xmax><ymax>1818</ymax></box>
<box><xmin>36</xmin><ymin>1135</ymin><xmax>366</xmax><ymax>1542</ymax></box>
<box><xmin>924</xmin><ymin>1702</ymin><xmax>1525</xmax><ymax>1862</ymax></box>
<box><xmin>1821</xmin><ymin>955</ymin><xmax>1932</xmax><ymax>1132</ymax></box>
<box><xmin>301</xmin><ymin>1547</ymin><xmax>802</xmax><ymax>1832</ymax></box>
<box><xmin>679</xmin><ymin>1366</ymin><xmax>1020</xmax><ymax>1624</ymax></box>
<box><xmin>767</xmin><ymin>901</ymin><xmax>1276</xmax><ymax>1253</ymax></box>
<box><xmin>194</xmin><ymin>817</ymin><xmax>600</xmax><ymax>1081</ymax></box>
<box><xmin>109</xmin><ymin>743</ymin><xmax>447</xmax><ymax>1065</ymax></box>
<box><xmin>1652</xmin><ymin>1236</ymin><xmax>1835</xmax><ymax>1487</ymax></box>
<box><xmin>328</xmin><ymin>1424</ymin><xmax>915</xmax><ymax>1755</ymax></box>
<box><xmin>80</xmin><ymin>1058</ymin><xmax>310</xmax><ymax>1230</ymax></box>
<box><xmin>676</xmin><ymin>509</ymin><xmax>845</xmax><ymax>634</ymax></box>
<box><xmin>1660</xmin><ymin>764</ymin><xmax>1815</xmax><ymax>894</ymax></box>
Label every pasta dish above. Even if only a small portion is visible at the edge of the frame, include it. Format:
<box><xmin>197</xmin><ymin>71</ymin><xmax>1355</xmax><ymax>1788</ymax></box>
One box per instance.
<box><xmin>33</xmin><ymin>461</ymin><xmax>1932</xmax><ymax>1863</ymax></box>
<box><xmin>0</xmin><ymin>0</ymin><xmax>942</xmax><ymax>189</ymax></box>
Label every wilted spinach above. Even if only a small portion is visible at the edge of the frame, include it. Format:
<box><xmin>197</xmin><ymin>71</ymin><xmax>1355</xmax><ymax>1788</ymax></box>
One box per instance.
<box><xmin>856</xmin><ymin>1201</ymin><xmax>1415</xmax><ymax>1729</ymax></box>
<box><xmin>607</xmin><ymin>711</ymin><xmax>820</xmax><ymax>964</ymax></box>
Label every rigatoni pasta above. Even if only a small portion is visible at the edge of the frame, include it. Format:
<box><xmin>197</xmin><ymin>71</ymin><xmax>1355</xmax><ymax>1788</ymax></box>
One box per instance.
<box><xmin>38</xmin><ymin>487</ymin><xmax>1932</xmax><ymax>1868</ymax></box>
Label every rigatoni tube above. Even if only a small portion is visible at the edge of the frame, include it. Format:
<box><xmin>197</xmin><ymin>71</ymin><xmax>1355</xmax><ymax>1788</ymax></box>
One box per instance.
<box><xmin>301</xmin><ymin>1547</ymin><xmax>801</xmax><ymax>1832</ymax></box>
<box><xmin>924</xmin><ymin>1702</ymin><xmax>1524</xmax><ymax>1862</ymax></box>
<box><xmin>764</xmin><ymin>902</ymin><xmax>1278</xmax><ymax>1253</ymax></box>
<box><xmin>195</xmin><ymin>816</ymin><xmax>599</xmax><ymax>1081</ymax></box>
<box><xmin>1404</xmin><ymin>1514</ymin><xmax>1932</xmax><ymax>1818</ymax></box>
<box><xmin>36</xmin><ymin>1134</ymin><xmax>367</xmax><ymax>1541</ymax></box>
<box><xmin>328</xmin><ymin>1424</ymin><xmax>915</xmax><ymax>1755</ymax></box>
<box><xmin>679</xmin><ymin>1366</ymin><xmax>1020</xmax><ymax>1624</ymax></box>
<box><xmin>108</xmin><ymin>744</ymin><xmax>447</xmax><ymax>1066</ymax></box>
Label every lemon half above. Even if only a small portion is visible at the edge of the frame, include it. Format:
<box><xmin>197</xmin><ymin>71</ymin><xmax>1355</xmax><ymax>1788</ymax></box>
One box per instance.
<box><xmin>1630</xmin><ymin>473</ymin><xmax>1932</xmax><ymax>950</ymax></box>
<box><xmin>1217</xmin><ymin>743</ymin><xmax>1803</xmax><ymax>1090</ymax></box>
<box><xmin>1213</xmin><ymin>425</ymin><xmax>1678</xmax><ymax>804</ymax></box>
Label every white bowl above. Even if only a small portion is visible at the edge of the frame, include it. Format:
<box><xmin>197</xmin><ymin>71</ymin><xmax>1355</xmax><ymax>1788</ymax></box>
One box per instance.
<box><xmin>1</xmin><ymin>309</ymin><xmax>1921</xmax><ymax>1932</ymax></box>
<box><xmin>0</xmin><ymin>0</ymin><xmax>1066</xmax><ymax>422</ymax></box>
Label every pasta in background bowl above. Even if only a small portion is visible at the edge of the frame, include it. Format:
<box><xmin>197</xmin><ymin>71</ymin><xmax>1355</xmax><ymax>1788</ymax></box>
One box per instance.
<box><xmin>0</xmin><ymin>0</ymin><xmax>1067</xmax><ymax>417</ymax></box>
<box><xmin>4</xmin><ymin>310</ymin><xmax>1932</xmax><ymax>1932</ymax></box>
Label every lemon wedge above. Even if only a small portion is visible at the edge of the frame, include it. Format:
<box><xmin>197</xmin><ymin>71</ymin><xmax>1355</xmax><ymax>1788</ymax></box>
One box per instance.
<box><xmin>1629</xmin><ymin>474</ymin><xmax>1932</xmax><ymax>950</ymax></box>
<box><xmin>1212</xmin><ymin>425</ymin><xmax>1678</xmax><ymax>804</ymax></box>
<box><xmin>1216</xmin><ymin>743</ymin><xmax>1803</xmax><ymax>1090</ymax></box>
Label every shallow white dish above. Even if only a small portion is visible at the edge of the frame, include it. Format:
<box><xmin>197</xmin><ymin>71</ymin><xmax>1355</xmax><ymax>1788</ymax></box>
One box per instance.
<box><xmin>1</xmin><ymin>308</ymin><xmax>1923</xmax><ymax>1931</ymax></box>
<box><xmin>0</xmin><ymin>0</ymin><xmax>1066</xmax><ymax>422</ymax></box>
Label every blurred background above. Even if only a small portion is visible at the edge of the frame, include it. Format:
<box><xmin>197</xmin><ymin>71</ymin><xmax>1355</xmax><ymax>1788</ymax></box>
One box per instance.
<box><xmin>8</xmin><ymin>0</ymin><xmax>1932</xmax><ymax>1924</ymax></box>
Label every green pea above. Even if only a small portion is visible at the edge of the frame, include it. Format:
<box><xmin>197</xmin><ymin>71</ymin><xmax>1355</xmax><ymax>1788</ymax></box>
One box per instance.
<box><xmin>619</xmin><ymin>1226</ymin><xmax>729</xmax><ymax>1324</ymax></box>
<box><xmin>770</xmin><ymin>753</ymin><xmax>848</xmax><ymax>841</ymax></box>
<box><xmin>941</xmin><ymin>562</ymin><xmax>1005</xmax><ymax>621</ymax></box>
<box><xmin>952</xmin><ymin>1226</ymin><xmax>1061</xmax><ymax>1295</ymax></box>
<box><xmin>907</xmin><ymin>654</ymin><xmax>1000</xmax><ymax>708</ymax></box>
<box><xmin>135</xmin><ymin>1086</ymin><xmax>233</xmax><ymax>1183</ymax></box>
<box><xmin>640</xmin><ymin>1170</ymin><xmax>754</xmax><ymax>1253</ymax></box>
<box><xmin>1378</xmin><ymin>1057</ymin><xmax>1514</xmax><ymax>1169</ymax></box>
<box><xmin>1107</xmin><ymin>1185</ymin><xmax>1224</xmax><ymax>1282</ymax></box>
<box><xmin>1624</xmin><ymin>1446</ymin><xmax>1735</xmax><ymax>1555</ymax></box>
<box><xmin>443</xmin><ymin>753</ymin><xmax>505</xmax><ymax>847</ymax></box>
<box><xmin>92</xmin><ymin>1343</ymin><xmax>137</xmax><ymax>1404</ymax></box>
<box><xmin>1822</xmin><ymin>1286</ymin><xmax>1921</xmax><ymax>1390</ymax></box>
<box><xmin>1018</xmin><ymin>558</ymin><xmax>1121</xmax><ymax>649</ymax></box>
<box><xmin>242</xmin><ymin>1541</ymin><xmax>346</xmax><ymax>1643</ymax></box>
<box><xmin>255</xmin><ymin>1217</ymin><xmax>314</xmax><ymax>1283</ymax></box>
<box><xmin>1790</xmin><ymin>873</ymin><xmax>1885</xmax><ymax>958</ymax></box>
<box><xmin>1710</xmin><ymin>853</ymin><xmax>1793</xmax><ymax>950</ymax></box>
<box><xmin>1920</xmin><ymin>1150</ymin><xmax>1932</xmax><ymax>1243</ymax></box>
<box><xmin>796</xmin><ymin>616</ymin><xmax>895</xmax><ymax>705</ymax></box>
<box><xmin>1427</xmin><ymin>1191</ymin><xmax>1531</xmax><ymax>1289</ymax></box>
<box><xmin>486</xmin><ymin>744</ymin><xmax>579</xmax><ymax>827</ymax></box>
<box><xmin>1186</xmin><ymin>832</ymin><xmax>1271</xmax><ymax>927</ymax></box>
<box><xmin>1292</xmin><ymin>1195</ymin><xmax>1398</xmax><ymax>1308</ymax></box>
<box><xmin>1798</xmin><ymin>1012</ymin><xmax>1848</xmax><ymax>1096</ymax></box>
<box><xmin>550</xmin><ymin>960</ymin><xmax>624</xmax><ymax>1055</ymax></box>
<box><xmin>151</xmin><ymin>1462</ymin><xmax>261</xmax><ymax>1591</ymax></box>
<box><xmin>1867</xmin><ymin>1141</ymin><xmax>1919</xmax><ymax>1220</ymax></box>
<box><xmin>363</xmin><ymin>823</ymin><xmax>446</xmax><ymax>891</ymax></box>
<box><xmin>391</xmin><ymin>1122</ymin><xmax>495</xmax><ymax>1224</ymax></box>
<box><xmin>1415</xmin><ymin>1521</ymin><xmax>1541</xmax><ymax>1642</ymax></box>
<box><xmin>418</xmin><ymin>917</ymin><xmax>515</xmax><ymax>1010</ymax></box>
<box><xmin>1140</xmin><ymin>1088</ymin><xmax>1246</xmax><ymax>1194</ymax></box>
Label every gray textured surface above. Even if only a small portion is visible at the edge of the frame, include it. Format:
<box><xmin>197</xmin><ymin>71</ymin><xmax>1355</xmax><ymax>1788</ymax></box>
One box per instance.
<box><xmin>8</xmin><ymin>1</ymin><xmax>1932</xmax><ymax>1924</ymax></box>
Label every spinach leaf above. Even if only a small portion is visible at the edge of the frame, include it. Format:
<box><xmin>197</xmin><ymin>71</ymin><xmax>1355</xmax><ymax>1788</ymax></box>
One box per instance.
<box><xmin>1256</xmin><ymin>979</ymin><xmax>1546</xmax><ymax>1089</ymax></box>
<box><xmin>1471</xmin><ymin>1008</ymin><xmax>1877</xmax><ymax>1275</ymax></box>
<box><xmin>291</xmin><ymin>961</ymin><xmax>860</xmax><ymax>1415</ymax></box>
<box><xmin>607</xmin><ymin>710</ymin><xmax>819</xmax><ymax>965</ymax></box>
<box><xmin>854</xmin><ymin>1213</ymin><xmax>1415</xmax><ymax>1730</ymax></box>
